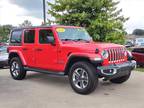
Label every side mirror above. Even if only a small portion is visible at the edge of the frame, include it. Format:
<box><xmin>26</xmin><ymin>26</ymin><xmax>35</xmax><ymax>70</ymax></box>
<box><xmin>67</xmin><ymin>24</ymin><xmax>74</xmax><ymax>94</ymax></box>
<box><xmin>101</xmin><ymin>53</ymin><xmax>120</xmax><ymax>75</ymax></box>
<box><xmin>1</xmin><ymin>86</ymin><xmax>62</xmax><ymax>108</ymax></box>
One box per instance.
<box><xmin>47</xmin><ymin>36</ymin><xmax>55</xmax><ymax>45</ymax></box>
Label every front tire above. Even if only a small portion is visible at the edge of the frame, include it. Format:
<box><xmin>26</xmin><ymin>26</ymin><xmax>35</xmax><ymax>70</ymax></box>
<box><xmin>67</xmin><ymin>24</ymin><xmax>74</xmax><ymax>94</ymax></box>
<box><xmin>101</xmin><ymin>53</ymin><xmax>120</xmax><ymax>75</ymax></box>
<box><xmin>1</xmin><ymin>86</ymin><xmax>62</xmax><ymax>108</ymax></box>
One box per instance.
<box><xmin>110</xmin><ymin>71</ymin><xmax>131</xmax><ymax>84</ymax></box>
<box><xmin>10</xmin><ymin>57</ymin><xmax>26</xmax><ymax>80</ymax></box>
<box><xmin>69</xmin><ymin>61</ymin><xmax>98</xmax><ymax>95</ymax></box>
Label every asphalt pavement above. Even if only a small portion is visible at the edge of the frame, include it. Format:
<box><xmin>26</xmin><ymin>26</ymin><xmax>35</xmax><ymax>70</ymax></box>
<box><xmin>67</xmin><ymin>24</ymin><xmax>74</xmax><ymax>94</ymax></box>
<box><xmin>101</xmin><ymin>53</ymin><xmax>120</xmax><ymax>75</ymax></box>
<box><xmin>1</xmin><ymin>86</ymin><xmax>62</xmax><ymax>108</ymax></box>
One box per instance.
<box><xmin>0</xmin><ymin>69</ymin><xmax>144</xmax><ymax>108</ymax></box>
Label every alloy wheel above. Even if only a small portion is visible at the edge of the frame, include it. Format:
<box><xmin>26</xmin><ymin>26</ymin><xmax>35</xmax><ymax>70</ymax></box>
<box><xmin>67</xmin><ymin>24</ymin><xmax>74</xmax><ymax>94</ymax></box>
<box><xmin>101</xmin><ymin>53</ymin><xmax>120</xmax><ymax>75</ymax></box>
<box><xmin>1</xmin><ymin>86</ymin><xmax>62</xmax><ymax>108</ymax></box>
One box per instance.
<box><xmin>11</xmin><ymin>61</ymin><xmax>20</xmax><ymax>77</ymax></box>
<box><xmin>72</xmin><ymin>68</ymin><xmax>89</xmax><ymax>89</ymax></box>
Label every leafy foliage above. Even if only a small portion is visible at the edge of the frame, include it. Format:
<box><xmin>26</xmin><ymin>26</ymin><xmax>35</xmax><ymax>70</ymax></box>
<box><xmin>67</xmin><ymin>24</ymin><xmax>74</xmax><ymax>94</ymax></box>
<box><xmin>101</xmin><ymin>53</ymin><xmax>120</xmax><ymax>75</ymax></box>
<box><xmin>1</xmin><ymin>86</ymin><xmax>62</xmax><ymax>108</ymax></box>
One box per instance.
<box><xmin>0</xmin><ymin>25</ymin><xmax>13</xmax><ymax>42</ymax></box>
<box><xmin>47</xmin><ymin>0</ymin><xmax>128</xmax><ymax>44</ymax></box>
<box><xmin>19</xmin><ymin>20</ymin><xmax>32</xmax><ymax>27</ymax></box>
<box><xmin>0</xmin><ymin>20</ymin><xmax>32</xmax><ymax>42</ymax></box>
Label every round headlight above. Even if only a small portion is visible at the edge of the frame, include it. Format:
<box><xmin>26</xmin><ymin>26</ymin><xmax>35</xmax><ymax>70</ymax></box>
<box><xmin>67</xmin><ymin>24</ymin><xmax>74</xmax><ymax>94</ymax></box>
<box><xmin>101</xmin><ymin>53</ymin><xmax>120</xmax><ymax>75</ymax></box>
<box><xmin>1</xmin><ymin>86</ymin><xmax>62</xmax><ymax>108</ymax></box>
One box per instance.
<box><xmin>101</xmin><ymin>50</ymin><xmax>109</xmax><ymax>59</ymax></box>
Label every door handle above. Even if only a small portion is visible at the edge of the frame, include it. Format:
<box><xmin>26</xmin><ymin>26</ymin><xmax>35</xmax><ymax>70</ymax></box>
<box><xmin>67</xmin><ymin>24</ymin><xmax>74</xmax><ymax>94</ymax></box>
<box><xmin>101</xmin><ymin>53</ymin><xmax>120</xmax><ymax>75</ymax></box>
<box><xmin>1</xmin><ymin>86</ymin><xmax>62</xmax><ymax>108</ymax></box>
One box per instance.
<box><xmin>35</xmin><ymin>48</ymin><xmax>43</xmax><ymax>51</ymax></box>
<box><xmin>22</xmin><ymin>48</ymin><xmax>28</xmax><ymax>51</ymax></box>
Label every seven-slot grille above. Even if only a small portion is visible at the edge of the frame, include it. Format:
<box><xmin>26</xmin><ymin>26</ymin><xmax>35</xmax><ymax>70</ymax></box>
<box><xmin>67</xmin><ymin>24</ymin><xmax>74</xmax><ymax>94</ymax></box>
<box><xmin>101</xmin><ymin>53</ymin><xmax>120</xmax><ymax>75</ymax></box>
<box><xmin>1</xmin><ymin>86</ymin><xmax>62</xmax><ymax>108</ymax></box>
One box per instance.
<box><xmin>107</xmin><ymin>48</ymin><xmax>126</xmax><ymax>63</ymax></box>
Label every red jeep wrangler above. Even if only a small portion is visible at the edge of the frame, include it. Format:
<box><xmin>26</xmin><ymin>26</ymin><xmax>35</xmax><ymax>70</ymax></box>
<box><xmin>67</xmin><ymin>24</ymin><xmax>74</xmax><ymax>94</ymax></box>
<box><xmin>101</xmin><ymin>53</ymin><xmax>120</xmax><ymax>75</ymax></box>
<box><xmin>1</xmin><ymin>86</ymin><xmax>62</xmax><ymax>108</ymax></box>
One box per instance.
<box><xmin>8</xmin><ymin>26</ymin><xmax>136</xmax><ymax>94</ymax></box>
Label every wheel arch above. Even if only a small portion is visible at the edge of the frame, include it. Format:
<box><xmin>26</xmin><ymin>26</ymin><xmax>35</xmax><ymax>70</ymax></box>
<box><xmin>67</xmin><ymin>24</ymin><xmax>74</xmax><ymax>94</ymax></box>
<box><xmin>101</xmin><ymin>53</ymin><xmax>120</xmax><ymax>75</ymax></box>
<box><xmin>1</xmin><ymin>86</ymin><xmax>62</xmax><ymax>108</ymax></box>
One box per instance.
<box><xmin>8</xmin><ymin>52</ymin><xmax>26</xmax><ymax>66</ymax></box>
<box><xmin>64</xmin><ymin>55</ymin><xmax>94</xmax><ymax>75</ymax></box>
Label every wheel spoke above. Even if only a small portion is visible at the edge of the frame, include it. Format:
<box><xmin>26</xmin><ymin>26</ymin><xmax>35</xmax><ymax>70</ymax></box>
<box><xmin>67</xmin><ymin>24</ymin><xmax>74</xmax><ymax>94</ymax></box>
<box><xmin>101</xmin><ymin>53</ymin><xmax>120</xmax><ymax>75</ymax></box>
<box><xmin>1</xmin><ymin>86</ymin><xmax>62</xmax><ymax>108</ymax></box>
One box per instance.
<box><xmin>83</xmin><ymin>78</ymin><xmax>88</xmax><ymax>82</ymax></box>
<box><xmin>14</xmin><ymin>62</ymin><xmax>16</xmax><ymax>68</ymax></box>
<box><xmin>74</xmin><ymin>70</ymin><xmax>81</xmax><ymax>77</ymax></box>
<box><xmin>15</xmin><ymin>64</ymin><xmax>19</xmax><ymax>70</ymax></box>
<box><xmin>82</xmin><ymin>71</ymin><xmax>88</xmax><ymax>81</ymax></box>
<box><xmin>11</xmin><ymin>65</ymin><xmax>15</xmax><ymax>71</ymax></box>
<box><xmin>80</xmin><ymin>80</ymin><xmax>84</xmax><ymax>89</ymax></box>
<box><xmin>74</xmin><ymin>79</ymin><xmax>80</xmax><ymax>85</ymax></box>
<box><xmin>15</xmin><ymin>71</ymin><xmax>19</xmax><ymax>76</ymax></box>
<box><xmin>12</xmin><ymin>70</ymin><xmax>17</xmax><ymax>76</ymax></box>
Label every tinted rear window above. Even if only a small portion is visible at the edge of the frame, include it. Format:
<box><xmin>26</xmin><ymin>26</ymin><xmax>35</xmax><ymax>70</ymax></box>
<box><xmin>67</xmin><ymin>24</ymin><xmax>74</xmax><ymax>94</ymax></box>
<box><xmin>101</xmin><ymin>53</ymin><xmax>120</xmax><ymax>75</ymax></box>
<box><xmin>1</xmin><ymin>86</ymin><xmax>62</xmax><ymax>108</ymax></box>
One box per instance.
<box><xmin>10</xmin><ymin>30</ymin><xmax>22</xmax><ymax>43</ymax></box>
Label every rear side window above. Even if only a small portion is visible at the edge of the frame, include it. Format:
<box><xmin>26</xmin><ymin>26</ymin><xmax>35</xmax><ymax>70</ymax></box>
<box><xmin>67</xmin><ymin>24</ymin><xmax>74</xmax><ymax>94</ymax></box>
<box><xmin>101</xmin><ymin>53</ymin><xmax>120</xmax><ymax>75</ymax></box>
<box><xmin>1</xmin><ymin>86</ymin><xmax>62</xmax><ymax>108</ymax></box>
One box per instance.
<box><xmin>11</xmin><ymin>30</ymin><xmax>22</xmax><ymax>43</ymax></box>
<box><xmin>24</xmin><ymin>30</ymin><xmax>35</xmax><ymax>43</ymax></box>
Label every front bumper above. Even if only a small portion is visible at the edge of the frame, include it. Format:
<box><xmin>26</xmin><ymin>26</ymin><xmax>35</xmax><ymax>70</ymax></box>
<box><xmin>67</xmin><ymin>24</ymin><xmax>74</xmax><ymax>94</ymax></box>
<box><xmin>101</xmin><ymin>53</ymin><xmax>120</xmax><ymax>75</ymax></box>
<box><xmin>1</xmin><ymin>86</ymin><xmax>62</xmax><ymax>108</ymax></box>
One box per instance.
<box><xmin>97</xmin><ymin>60</ymin><xmax>136</xmax><ymax>79</ymax></box>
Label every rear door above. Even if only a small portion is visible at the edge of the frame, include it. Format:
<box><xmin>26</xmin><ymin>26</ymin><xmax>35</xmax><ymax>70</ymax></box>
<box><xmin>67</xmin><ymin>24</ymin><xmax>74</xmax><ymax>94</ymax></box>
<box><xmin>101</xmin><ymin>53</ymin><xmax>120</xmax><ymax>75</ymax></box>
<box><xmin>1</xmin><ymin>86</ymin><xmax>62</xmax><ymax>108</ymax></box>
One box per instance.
<box><xmin>22</xmin><ymin>29</ymin><xmax>36</xmax><ymax>67</ymax></box>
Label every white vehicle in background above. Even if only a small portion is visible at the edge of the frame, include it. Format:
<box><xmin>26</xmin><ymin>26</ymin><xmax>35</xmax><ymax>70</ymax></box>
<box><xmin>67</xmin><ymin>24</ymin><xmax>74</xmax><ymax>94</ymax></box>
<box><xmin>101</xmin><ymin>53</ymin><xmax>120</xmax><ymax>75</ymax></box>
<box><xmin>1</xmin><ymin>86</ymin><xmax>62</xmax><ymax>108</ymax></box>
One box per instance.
<box><xmin>125</xmin><ymin>40</ymin><xmax>134</xmax><ymax>48</ymax></box>
<box><xmin>135</xmin><ymin>38</ymin><xmax>144</xmax><ymax>46</ymax></box>
<box><xmin>0</xmin><ymin>45</ymin><xmax>8</xmax><ymax>68</ymax></box>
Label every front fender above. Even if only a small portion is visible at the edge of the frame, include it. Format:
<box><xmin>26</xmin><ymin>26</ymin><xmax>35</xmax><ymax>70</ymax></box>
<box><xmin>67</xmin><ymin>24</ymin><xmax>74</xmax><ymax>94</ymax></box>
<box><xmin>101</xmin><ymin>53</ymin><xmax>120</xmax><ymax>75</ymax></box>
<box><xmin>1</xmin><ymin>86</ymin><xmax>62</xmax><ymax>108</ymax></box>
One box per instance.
<box><xmin>65</xmin><ymin>52</ymin><xmax>103</xmax><ymax>68</ymax></box>
<box><xmin>67</xmin><ymin>52</ymin><xmax>102</xmax><ymax>61</ymax></box>
<box><xmin>64</xmin><ymin>52</ymin><xmax>103</xmax><ymax>74</ymax></box>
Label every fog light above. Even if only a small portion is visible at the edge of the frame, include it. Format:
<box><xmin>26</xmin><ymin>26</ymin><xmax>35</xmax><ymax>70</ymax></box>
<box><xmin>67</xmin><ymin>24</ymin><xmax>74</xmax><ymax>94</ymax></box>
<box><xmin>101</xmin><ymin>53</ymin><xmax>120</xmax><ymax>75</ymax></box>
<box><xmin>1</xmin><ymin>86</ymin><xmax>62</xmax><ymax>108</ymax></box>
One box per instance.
<box><xmin>101</xmin><ymin>69</ymin><xmax>117</xmax><ymax>75</ymax></box>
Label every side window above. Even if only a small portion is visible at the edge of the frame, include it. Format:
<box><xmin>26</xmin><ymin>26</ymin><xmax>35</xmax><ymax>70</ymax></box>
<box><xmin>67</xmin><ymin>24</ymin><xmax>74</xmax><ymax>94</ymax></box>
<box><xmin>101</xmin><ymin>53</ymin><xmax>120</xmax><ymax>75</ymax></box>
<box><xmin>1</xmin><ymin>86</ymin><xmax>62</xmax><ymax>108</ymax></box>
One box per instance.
<box><xmin>39</xmin><ymin>29</ymin><xmax>54</xmax><ymax>44</ymax></box>
<box><xmin>11</xmin><ymin>30</ymin><xmax>22</xmax><ymax>43</ymax></box>
<box><xmin>24</xmin><ymin>30</ymin><xmax>35</xmax><ymax>43</ymax></box>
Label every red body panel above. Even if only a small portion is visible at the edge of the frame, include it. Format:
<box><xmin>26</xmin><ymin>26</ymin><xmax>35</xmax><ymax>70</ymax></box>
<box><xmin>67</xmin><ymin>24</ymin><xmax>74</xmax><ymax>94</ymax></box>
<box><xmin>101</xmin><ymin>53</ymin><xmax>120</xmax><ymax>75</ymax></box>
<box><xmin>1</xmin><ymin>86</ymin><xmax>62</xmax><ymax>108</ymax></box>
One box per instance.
<box><xmin>132</xmin><ymin>52</ymin><xmax>144</xmax><ymax>65</ymax></box>
<box><xmin>9</xmin><ymin>26</ymin><xmax>128</xmax><ymax>72</ymax></box>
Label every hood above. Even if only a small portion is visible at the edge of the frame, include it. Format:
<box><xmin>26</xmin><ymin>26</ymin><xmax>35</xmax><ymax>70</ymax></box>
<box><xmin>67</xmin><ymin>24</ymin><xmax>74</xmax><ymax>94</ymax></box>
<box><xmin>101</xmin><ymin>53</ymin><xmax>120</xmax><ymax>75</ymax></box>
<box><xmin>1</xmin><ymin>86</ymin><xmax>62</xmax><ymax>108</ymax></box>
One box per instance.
<box><xmin>61</xmin><ymin>41</ymin><xmax>124</xmax><ymax>53</ymax></box>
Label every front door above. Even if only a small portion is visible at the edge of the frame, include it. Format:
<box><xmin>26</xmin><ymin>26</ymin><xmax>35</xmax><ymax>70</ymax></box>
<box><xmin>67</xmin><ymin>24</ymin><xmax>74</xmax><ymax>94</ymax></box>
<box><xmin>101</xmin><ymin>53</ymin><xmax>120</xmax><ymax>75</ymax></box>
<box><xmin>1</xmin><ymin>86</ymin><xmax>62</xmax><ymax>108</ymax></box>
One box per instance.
<box><xmin>35</xmin><ymin>28</ymin><xmax>58</xmax><ymax>70</ymax></box>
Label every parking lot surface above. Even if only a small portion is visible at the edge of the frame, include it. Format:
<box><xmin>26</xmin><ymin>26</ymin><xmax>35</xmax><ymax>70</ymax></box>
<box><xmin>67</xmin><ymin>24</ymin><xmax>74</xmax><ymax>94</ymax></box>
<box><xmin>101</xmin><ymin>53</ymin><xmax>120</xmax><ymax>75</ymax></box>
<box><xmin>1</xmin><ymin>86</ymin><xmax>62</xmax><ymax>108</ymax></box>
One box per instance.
<box><xmin>0</xmin><ymin>69</ymin><xmax>144</xmax><ymax>108</ymax></box>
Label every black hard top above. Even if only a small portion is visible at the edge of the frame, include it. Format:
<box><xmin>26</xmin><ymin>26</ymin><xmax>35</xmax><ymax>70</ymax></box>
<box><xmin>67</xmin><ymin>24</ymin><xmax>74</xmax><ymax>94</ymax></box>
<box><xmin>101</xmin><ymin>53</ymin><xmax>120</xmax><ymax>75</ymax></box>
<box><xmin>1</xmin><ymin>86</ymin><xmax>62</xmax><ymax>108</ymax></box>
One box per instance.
<box><xmin>12</xmin><ymin>25</ymin><xmax>78</xmax><ymax>31</ymax></box>
<box><xmin>12</xmin><ymin>25</ymin><xmax>53</xmax><ymax>31</ymax></box>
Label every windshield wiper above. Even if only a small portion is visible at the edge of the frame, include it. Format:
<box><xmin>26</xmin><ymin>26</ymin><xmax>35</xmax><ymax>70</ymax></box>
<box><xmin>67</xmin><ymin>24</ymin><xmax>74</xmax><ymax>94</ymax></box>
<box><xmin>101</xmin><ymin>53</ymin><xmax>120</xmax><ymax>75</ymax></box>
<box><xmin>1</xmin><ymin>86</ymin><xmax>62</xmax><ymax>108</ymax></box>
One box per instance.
<box><xmin>61</xmin><ymin>39</ymin><xmax>90</xmax><ymax>43</ymax></box>
<box><xmin>61</xmin><ymin>39</ymin><xmax>74</xmax><ymax>41</ymax></box>
<box><xmin>73</xmin><ymin>39</ymin><xmax>90</xmax><ymax>43</ymax></box>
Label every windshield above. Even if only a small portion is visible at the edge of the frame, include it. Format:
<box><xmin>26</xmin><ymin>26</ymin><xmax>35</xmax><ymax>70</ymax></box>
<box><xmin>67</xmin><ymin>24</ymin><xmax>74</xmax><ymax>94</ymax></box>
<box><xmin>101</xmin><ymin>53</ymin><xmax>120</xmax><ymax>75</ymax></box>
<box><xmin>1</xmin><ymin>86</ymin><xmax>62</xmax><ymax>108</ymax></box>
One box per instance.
<box><xmin>56</xmin><ymin>28</ymin><xmax>92</xmax><ymax>41</ymax></box>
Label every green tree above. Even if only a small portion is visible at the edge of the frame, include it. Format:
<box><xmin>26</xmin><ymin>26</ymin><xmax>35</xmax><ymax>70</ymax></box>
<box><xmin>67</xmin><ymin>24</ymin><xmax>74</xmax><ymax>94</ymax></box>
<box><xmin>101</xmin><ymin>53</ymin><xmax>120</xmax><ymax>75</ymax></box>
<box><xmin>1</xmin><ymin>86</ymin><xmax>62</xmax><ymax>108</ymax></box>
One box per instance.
<box><xmin>0</xmin><ymin>25</ymin><xmax>13</xmax><ymax>42</ymax></box>
<box><xmin>19</xmin><ymin>20</ymin><xmax>32</xmax><ymax>27</ymax></box>
<box><xmin>47</xmin><ymin>0</ymin><xmax>128</xmax><ymax>44</ymax></box>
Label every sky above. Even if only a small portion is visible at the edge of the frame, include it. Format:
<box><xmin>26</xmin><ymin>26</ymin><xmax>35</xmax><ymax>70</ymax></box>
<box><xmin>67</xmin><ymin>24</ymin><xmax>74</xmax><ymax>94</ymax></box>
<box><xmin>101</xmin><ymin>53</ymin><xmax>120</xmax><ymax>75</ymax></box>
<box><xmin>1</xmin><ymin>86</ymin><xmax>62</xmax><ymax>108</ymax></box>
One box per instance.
<box><xmin>0</xmin><ymin>0</ymin><xmax>144</xmax><ymax>34</ymax></box>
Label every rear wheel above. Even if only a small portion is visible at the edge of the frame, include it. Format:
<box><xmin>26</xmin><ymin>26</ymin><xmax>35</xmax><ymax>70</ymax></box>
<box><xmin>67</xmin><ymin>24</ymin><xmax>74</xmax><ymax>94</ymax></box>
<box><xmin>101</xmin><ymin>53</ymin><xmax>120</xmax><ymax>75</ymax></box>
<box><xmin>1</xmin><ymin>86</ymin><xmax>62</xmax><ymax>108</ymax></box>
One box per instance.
<box><xmin>69</xmin><ymin>61</ymin><xmax>98</xmax><ymax>95</ymax></box>
<box><xmin>110</xmin><ymin>71</ymin><xmax>131</xmax><ymax>84</ymax></box>
<box><xmin>10</xmin><ymin>57</ymin><xmax>26</xmax><ymax>80</ymax></box>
